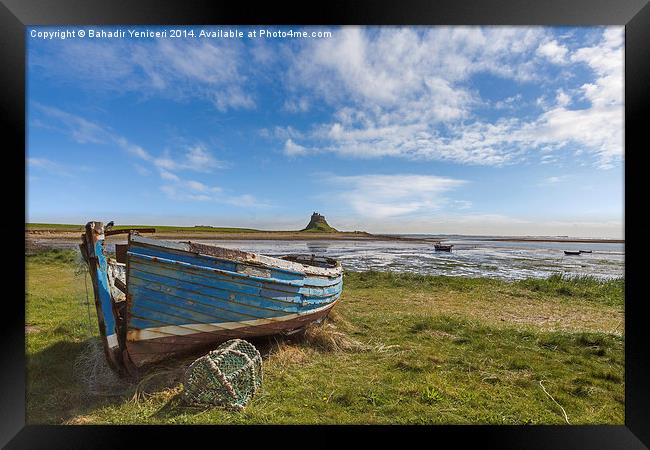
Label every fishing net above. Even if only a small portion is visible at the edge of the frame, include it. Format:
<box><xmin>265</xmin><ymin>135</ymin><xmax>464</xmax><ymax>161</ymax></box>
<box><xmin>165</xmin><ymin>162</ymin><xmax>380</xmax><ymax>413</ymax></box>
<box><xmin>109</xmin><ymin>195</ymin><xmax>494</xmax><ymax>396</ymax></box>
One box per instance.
<box><xmin>73</xmin><ymin>338</ymin><xmax>128</xmax><ymax>397</ymax></box>
<box><xmin>183</xmin><ymin>339</ymin><xmax>263</xmax><ymax>410</ymax></box>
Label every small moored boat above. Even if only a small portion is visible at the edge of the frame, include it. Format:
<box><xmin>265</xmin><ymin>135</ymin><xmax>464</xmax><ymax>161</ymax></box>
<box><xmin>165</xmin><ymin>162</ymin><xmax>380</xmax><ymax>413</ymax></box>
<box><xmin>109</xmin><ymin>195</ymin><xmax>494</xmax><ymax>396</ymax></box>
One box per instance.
<box><xmin>564</xmin><ymin>250</ymin><xmax>581</xmax><ymax>255</ymax></box>
<box><xmin>579</xmin><ymin>250</ymin><xmax>592</xmax><ymax>253</ymax></box>
<box><xmin>434</xmin><ymin>244</ymin><xmax>454</xmax><ymax>252</ymax></box>
<box><xmin>79</xmin><ymin>221</ymin><xmax>343</xmax><ymax>375</ymax></box>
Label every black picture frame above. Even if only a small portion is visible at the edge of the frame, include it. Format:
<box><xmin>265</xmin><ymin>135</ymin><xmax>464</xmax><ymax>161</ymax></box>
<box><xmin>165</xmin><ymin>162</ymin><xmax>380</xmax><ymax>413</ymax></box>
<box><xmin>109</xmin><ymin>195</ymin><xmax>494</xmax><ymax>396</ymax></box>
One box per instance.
<box><xmin>3</xmin><ymin>0</ymin><xmax>648</xmax><ymax>447</ymax></box>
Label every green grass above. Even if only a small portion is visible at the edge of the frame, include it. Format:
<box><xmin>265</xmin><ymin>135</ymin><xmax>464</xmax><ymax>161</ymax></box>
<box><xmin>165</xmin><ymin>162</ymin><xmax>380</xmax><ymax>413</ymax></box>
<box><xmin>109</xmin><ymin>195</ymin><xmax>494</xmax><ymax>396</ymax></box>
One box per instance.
<box><xmin>301</xmin><ymin>222</ymin><xmax>339</xmax><ymax>232</ymax></box>
<box><xmin>26</xmin><ymin>223</ymin><xmax>355</xmax><ymax>234</ymax></box>
<box><xmin>26</xmin><ymin>223</ymin><xmax>262</xmax><ymax>233</ymax></box>
<box><xmin>26</xmin><ymin>250</ymin><xmax>624</xmax><ymax>424</ymax></box>
<box><xmin>515</xmin><ymin>274</ymin><xmax>624</xmax><ymax>307</ymax></box>
<box><xmin>26</xmin><ymin>223</ymin><xmax>86</xmax><ymax>231</ymax></box>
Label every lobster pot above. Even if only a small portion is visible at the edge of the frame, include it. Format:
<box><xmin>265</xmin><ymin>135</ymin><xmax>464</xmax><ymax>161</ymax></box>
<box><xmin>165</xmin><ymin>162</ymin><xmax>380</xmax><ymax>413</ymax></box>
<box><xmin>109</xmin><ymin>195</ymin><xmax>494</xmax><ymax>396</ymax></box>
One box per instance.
<box><xmin>183</xmin><ymin>339</ymin><xmax>263</xmax><ymax>410</ymax></box>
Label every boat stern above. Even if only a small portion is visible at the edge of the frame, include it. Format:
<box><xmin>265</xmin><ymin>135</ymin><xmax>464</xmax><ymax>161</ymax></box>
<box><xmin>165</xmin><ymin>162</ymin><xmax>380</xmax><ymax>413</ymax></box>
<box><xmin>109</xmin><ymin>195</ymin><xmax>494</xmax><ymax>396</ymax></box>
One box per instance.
<box><xmin>79</xmin><ymin>221</ymin><xmax>126</xmax><ymax>375</ymax></box>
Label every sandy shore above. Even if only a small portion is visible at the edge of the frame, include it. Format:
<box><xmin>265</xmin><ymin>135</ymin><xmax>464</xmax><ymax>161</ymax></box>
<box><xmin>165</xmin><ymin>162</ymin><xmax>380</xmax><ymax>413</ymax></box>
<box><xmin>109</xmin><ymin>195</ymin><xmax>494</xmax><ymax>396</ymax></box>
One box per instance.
<box><xmin>26</xmin><ymin>229</ymin><xmax>622</xmax><ymax>245</ymax></box>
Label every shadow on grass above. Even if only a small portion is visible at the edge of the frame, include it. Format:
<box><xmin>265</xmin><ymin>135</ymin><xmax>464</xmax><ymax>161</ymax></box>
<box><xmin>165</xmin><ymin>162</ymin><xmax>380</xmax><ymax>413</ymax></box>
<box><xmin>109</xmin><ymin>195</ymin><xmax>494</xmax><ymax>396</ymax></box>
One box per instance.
<box><xmin>27</xmin><ymin>338</ymin><xmax>128</xmax><ymax>423</ymax></box>
<box><xmin>27</xmin><ymin>332</ymin><xmax>294</xmax><ymax>423</ymax></box>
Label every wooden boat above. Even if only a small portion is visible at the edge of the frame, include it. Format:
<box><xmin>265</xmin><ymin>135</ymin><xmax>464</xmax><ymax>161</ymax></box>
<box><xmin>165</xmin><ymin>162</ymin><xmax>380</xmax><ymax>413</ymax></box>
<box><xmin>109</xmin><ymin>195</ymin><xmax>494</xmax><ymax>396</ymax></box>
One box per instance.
<box><xmin>434</xmin><ymin>244</ymin><xmax>454</xmax><ymax>252</ymax></box>
<box><xmin>79</xmin><ymin>221</ymin><xmax>343</xmax><ymax>375</ymax></box>
<box><xmin>579</xmin><ymin>250</ymin><xmax>592</xmax><ymax>253</ymax></box>
<box><xmin>564</xmin><ymin>250</ymin><xmax>581</xmax><ymax>255</ymax></box>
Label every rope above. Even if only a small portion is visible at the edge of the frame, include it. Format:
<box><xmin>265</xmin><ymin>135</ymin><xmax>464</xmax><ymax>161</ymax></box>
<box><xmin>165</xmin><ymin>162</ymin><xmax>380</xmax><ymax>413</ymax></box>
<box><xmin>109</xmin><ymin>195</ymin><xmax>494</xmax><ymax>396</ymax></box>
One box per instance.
<box><xmin>539</xmin><ymin>380</ymin><xmax>570</xmax><ymax>424</ymax></box>
<box><xmin>74</xmin><ymin>257</ymin><xmax>95</xmax><ymax>339</ymax></box>
<box><xmin>82</xmin><ymin>272</ymin><xmax>95</xmax><ymax>338</ymax></box>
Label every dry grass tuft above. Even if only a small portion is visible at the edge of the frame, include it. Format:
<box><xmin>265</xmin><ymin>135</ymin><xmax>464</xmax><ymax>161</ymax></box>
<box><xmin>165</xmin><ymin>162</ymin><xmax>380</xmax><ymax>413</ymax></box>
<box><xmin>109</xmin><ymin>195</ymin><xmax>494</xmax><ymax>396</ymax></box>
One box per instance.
<box><xmin>267</xmin><ymin>341</ymin><xmax>311</xmax><ymax>368</ymax></box>
<box><xmin>425</xmin><ymin>329</ymin><xmax>458</xmax><ymax>339</ymax></box>
<box><xmin>63</xmin><ymin>415</ymin><xmax>94</xmax><ymax>425</ymax></box>
<box><xmin>25</xmin><ymin>325</ymin><xmax>41</xmax><ymax>334</ymax></box>
<box><xmin>130</xmin><ymin>367</ymin><xmax>185</xmax><ymax>404</ymax></box>
<box><xmin>302</xmin><ymin>322</ymin><xmax>369</xmax><ymax>353</ymax></box>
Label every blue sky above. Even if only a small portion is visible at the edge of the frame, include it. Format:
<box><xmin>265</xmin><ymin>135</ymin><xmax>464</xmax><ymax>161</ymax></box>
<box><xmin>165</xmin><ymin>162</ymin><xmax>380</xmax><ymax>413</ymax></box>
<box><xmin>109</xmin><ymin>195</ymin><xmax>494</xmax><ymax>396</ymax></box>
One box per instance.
<box><xmin>26</xmin><ymin>26</ymin><xmax>624</xmax><ymax>237</ymax></box>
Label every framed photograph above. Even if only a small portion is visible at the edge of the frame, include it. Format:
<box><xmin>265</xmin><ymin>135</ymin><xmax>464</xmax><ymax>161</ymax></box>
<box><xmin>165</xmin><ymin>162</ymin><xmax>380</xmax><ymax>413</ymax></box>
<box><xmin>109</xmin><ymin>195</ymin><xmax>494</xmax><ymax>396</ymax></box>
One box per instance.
<box><xmin>4</xmin><ymin>0</ymin><xmax>648</xmax><ymax>447</ymax></box>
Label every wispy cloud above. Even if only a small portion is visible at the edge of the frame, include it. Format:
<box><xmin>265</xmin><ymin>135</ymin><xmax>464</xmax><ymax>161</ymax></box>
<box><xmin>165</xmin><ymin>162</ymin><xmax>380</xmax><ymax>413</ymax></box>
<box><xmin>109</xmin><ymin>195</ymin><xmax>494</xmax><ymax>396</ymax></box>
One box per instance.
<box><xmin>31</xmin><ymin>104</ymin><xmax>114</xmax><ymax>144</ymax></box>
<box><xmin>133</xmin><ymin>164</ymin><xmax>151</xmax><ymax>176</ymax></box>
<box><xmin>283</xmin><ymin>139</ymin><xmax>309</xmax><ymax>157</ymax></box>
<box><xmin>30</xmin><ymin>36</ymin><xmax>256</xmax><ymax>112</ymax></box>
<box><xmin>32</xmin><ymin>104</ymin><xmax>262</xmax><ymax>207</ymax></box>
<box><xmin>538</xmin><ymin>175</ymin><xmax>568</xmax><ymax>186</ymax></box>
<box><xmin>324</xmin><ymin>174</ymin><xmax>467</xmax><ymax>218</ymax></box>
<box><xmin>153</xmin><ymin>145</ymin><xmax>226</xmax><ymax>173</ymax></box>
<box><xmin>27</xmin><ymin>157</ymin><xmax>92</xmax><ymax>177</ymax></box>
<box><xmin>159</xmin><ymin>179</ymin><xmax>266</xmax><ymax>207</ymax></box>
<box><xmin>270</xmin><ymin>27</ymin><xmax>623</xmax><ymax>169</ymax></box>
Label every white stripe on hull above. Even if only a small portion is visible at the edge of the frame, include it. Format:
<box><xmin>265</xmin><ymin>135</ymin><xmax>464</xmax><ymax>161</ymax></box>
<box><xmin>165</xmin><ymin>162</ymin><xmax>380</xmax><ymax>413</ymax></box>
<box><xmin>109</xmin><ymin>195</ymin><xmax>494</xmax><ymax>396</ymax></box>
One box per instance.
<box><xmin>127</xmin><ymin>300</ymin><xmax>337</xmax><ymax>342</ymax></box>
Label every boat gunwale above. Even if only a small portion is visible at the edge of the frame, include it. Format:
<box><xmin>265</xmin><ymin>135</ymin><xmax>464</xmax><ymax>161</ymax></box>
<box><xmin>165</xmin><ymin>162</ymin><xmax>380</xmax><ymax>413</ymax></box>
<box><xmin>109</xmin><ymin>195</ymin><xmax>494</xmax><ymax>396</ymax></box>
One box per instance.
<box><xmin>127</xmin><ymin>251</ymin><xmax>344</xmax><ymax>288</ymax></box>
<box><xmin>129</xmin><ymin>234</ymin><xmax>343</xmax><ymax>277</ymax></box>
<box><xmin>128</xmin><ymin>251</ymin><xmax>342</xmax><ymax>290</ymax></box>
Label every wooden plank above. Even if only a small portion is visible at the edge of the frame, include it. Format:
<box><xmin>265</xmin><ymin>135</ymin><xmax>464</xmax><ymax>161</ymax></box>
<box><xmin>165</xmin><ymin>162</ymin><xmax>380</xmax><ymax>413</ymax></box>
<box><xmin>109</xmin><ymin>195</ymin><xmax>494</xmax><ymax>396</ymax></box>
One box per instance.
<box><xmin>105</xmin><ymin>228</ymin><xmax>156</xmax><ymax>236</ymax></box>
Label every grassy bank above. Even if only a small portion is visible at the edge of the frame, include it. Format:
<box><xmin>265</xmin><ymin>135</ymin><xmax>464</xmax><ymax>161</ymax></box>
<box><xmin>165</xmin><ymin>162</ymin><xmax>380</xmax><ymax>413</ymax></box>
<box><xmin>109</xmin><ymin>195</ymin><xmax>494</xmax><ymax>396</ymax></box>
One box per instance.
<box><xmin>26</xmin><ymin>250</ymin><xmax>624</xmax><ymax>424</ymax></box>
<box><xmin>25</xmin><ymin>223</ymin><xmax>371</xmax><ymax>240</ymax></box>
<box><xmin>26</xmin><ymin>223</ymin><xmax>262</xmax><ymax>233</ymax></box>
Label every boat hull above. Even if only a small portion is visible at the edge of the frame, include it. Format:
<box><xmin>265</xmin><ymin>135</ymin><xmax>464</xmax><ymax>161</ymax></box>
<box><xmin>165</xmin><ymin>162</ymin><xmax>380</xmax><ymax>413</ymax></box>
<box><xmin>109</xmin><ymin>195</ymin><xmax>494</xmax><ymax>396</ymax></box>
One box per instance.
<box><xmin>124</xmin><ymin>302</ymin><xmax>336</xmax><ymax>367</ymax></box>
<box><xmin>80</xmin><ymin>222</ymin><xmax>343</xmax><ymax>374</ymax></box>
<box><xmin>124</xmin><ymin>235</ymin><xmax>343</xmax><ymax>369</ymax></box>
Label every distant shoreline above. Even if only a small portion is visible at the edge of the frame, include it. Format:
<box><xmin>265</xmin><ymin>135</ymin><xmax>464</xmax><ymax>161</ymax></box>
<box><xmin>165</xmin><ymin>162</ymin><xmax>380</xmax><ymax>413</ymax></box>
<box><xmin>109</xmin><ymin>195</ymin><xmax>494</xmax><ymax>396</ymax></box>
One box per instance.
<box><xmin>474</xmin><ymin>237</ymin><xmax>624</xmax><ymax>244</ymax></box>
<box><xmin>24</xmin><ymin>229</ymin><xmax>439</xmax><ymax>244</ymax></box>
<box><xmin>25</xmin><ymin>225</ymin><xmax>623</xmax><ymax>245</ymax></box>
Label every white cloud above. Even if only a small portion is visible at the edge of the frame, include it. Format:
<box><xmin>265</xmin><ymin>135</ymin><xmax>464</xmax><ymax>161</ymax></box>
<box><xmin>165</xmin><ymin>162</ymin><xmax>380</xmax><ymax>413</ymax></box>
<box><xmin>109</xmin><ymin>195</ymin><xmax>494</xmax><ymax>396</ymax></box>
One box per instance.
<box><xmin>288</xmin><ymin>27</ymin><xmax>546</xmax><ymax>110</ymax></box>
<box><xmin>555</xmin><ymin>90</ymin><xmax>571</xmax><ymax>107</ymax></box>
<box><xmin>31</xmin><ymin>37</ymin><xmax>255</xmax><ymax>112</ymax></box>
<box><xmin>536</xmin><ymin>40</ymin><xmax>568</xmax><ymax>64</ymax></box>
<box><xmin>159</xmin><ymin>177</ymin><xmax>263</xmax><ymax>207</ymax></box>
<box><xmin>27</xmin><ymin>157</ymin><xmax>73</xmax><ymax>177</ymax></box>
<box><xmin>283</xmin><ymin>139</ymin><xmax>309</xmax><ymax>156</ymax></box>
<box><xmin>273</xmin><ymin>27</ymin><xmax>623</xmax><ymax>169</ymax></box>
<box><xmin>32</xmin><ymin>104</ymin><xmax>113</xmax><ymax>144</ymax></box>
<box><xmin>283</xmin><ymin>97</ymin><xmax>310</xmax><ymax>113</ymax></box>
<box><xmin>159</xmin><ymin>170</ymin><xmax>180</xmax><ymax>181</ymax></box>
<box><xmin>325</xmin><ymin>174</ymin><xmax>467</xmax><ymax>218</ymax></box>
<box><xmin>32</xmin><ymin>104</ymin><xmax>261</xmax><ymax>206</ymax></box>
<box><xmin>153</xmin><ymin>145</ymin><xmax>226</xmax><ymax>173</ymax></box>
<box><xmin>537</xmin><ymin>175</ymin><xmax>568</xmax><ymax>186</ymax></box>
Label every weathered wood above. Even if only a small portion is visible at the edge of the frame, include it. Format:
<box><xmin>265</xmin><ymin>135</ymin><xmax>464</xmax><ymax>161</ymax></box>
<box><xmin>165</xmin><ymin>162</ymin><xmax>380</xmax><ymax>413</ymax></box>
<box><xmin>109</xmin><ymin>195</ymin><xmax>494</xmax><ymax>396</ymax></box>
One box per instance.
<box><xmin>105</xmin><ymin>228</ymin><xmax>156</xmax><ymax>236</ymax></box>
<box><xmin>115</xmin><ymin>244</ymin><xmax>128</xmax><ymax>263</ymax></box>
<box><xmin>81</xmin><ymin>220</ymin><xmax>344</xmax><ymax>373</ymax></box>
<box><xmin>80</xmin><ymin>222</ymin><xmax>126</xmax><ymax>375</ymax></box>
<box><xmin>124</xmin><ymin>233</ymin><xmax>343</xmax><ymax>368</ymax></box>
<box><xmin>114</xmin><ymin>277</ymin><xmax>127</xmax><ymax>294</ymax></box>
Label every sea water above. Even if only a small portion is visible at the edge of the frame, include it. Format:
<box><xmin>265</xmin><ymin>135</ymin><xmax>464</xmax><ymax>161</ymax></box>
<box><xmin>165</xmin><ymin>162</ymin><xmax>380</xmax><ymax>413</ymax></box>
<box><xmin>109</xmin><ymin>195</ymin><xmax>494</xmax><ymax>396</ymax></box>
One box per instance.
<box><xmin>194</xmin><ymin>237</ymin><xmax>624</xmax><ymax>281</ymax></box>
<box><xmin>39</xmin><ymin>236</ymin><xmax>624</xmax><ymax>281</ymax></box>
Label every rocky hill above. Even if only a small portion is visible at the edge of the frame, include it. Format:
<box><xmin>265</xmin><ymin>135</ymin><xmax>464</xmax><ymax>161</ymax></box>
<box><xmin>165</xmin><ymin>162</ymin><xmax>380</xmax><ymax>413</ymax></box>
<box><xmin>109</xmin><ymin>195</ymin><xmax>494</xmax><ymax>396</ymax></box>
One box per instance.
<box><xmin>301</xmin><ymin>212</ymin><xmax>338</xmax><ymax>232</ymax></box>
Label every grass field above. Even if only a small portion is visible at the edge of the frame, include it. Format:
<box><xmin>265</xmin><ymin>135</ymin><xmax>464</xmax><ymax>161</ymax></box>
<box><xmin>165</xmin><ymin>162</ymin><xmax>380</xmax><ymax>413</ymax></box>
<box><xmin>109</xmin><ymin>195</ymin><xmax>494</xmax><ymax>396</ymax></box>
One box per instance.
<box><xmin>26</xmin><ymin>249</ymin><xmax>624</xmax><ymax>425</ymax></box>
<box><xmin>26</xmin><ymin>223</ymin><xmax>263</xmax><ymax>233</ymax></box>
